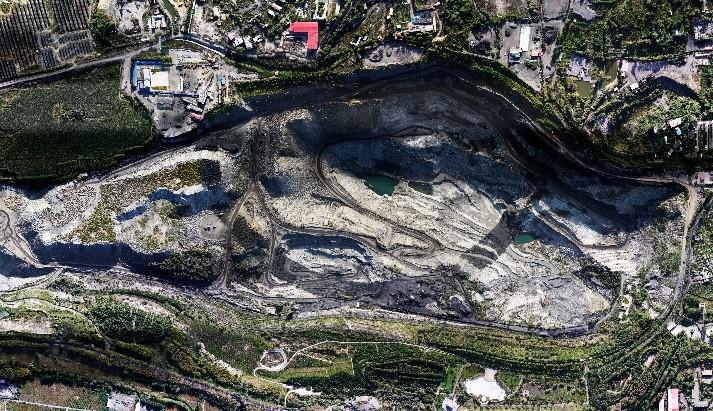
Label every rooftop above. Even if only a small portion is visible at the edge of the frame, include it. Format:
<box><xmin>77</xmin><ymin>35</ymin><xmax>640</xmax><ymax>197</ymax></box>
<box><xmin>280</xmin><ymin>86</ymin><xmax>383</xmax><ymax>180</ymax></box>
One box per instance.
<box><xmin>289</xmin><ymin>21</ymin><xmax>319</xmax><ymax>50</ymax></box>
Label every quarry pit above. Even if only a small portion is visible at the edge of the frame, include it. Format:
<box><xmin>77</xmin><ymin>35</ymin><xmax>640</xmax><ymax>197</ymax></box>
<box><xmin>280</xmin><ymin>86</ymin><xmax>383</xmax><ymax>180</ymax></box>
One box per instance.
<box><xmin>0</xmin><ymin>69</ymin><xmax>686</xmax><ymax>332</ymax></box>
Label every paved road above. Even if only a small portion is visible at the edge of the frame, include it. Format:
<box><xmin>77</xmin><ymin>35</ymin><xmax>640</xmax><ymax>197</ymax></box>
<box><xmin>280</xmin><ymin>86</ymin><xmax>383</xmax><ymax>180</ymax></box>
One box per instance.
<box><xmin>2</xmin><ymin>399</ymin><xmax>95</xmax><ymax>411</ymax></box>
<box><xmin>0</xmin><ymin>45</ymin><xmax>157</xmax><ymax>90</ymax></box>
<box><xmin>0</xmin><ymin>33</ymin><xmax>229</xmax><ymax>91</ymax></box>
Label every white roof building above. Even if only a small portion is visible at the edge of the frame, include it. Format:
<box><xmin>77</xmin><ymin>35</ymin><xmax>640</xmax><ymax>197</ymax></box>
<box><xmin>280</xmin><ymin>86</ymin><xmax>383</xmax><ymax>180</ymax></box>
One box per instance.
<box><xmin>519</xmin><ymin>26</ymin><xmax>531</xmax><ymax>52</ymax></box>
<box><xmin>107</xmin><ymin>393</ymin><xmax>137</xmax><ymax>411</ymax></box>
<box><xmin>141</xmin><ymin>68</ymin><xmax>152</xmax><ymax>88</ymax></box>
<box><xmin>0</xmin><ymin>381</ymin><xmax>18</xmax><ymax>400</ymax></box>
<box><xmin>669</xmin><ymin>117</ymin><xmax>683</xmax><ymax>128</ymax></box>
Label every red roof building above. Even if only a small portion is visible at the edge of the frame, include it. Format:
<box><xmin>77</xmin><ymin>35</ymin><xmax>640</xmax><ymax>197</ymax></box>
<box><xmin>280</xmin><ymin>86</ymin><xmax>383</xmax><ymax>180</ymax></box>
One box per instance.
<box><xmin>288</xmin><ymin>21</ymin><xmax>319</xmax><ymax>50</ymax></box>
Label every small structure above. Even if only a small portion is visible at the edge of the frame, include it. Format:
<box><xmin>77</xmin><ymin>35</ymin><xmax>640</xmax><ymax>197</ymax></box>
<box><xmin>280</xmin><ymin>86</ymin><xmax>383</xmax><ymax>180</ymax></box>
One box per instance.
<box><xmin>313</xmin><ymin>0</ymin><xmax>327</xmax><ymax>19</ymax></box>
<box><xmin>344</xmin><ymin>396</ymin><xmax>380</xmax><ymax>410</ymax></box>
<box><xmin>692</xmin><ymin>377</ymin><xmax>709</xmax><ymax>410</ymax></box>
<box><xmin>288</xmin><ymin>21</ymin><xmax>319</xmax><ymax>51</ymax></box>
<box><xmin>696</xmin><ymin>120</ymin><xmax>713</xmax><ymax>151</ymax></box>
<box><xmin>694</xmin><ymin>18</ymin><xmax>713</xmax><ymax>41</ymax></box>
<box><xmin>212</xmin><ymin>6</ymin><xmax>221</xmax><ymax>20</ymax></box>
<box><xmin>618</xmin><ymin>294</ymin><xmax>633</xmax><ymax>319</ymax></box>
<box><xmin>693</xmin><ymin>171</ymin><xmax>713</xmax><ymax>186</ymax></box>
<box><xmin>412</xmin><ymin>9</ymin><xmax>433</xmax><ymax>25</ymax></box>
<box><xmin>147</xmin><ymin>14</ymin><xmax>167</xmax><ymax>31</ymax></box>
<box><xmin>131</xmin><ymin>60</ymin><xmax>163</xmax><ymax>90</ymax></box>
<box><xmin>702</xmin><ymin>368</ymin><xmax>713</xmax><ymax>384</ymax></box>
<box><xmin>156</xmin><ymin>93</ymin><xmax>174</xmax><ymax>110</ymax></box>
<box><xmin>442</xmin><ymin>395</ymin><xmax>459</xmax><ymax>411</ymax></box>
<box><xmin>135</xmin><ymin>400</ymin><xmax>161</xmax><ymax>411</ymax></box>
<box><xmin>667</xmin><ymin>388</ymin><xmax>680</xmax><ymax>411</ymax></box>
<box><xmin>669</xmin><ymin>117</ymin><xmax>683</xmax><ymax>129</ymax></box>
<box><xmin>0</xmin><ymin>380</ymin><xmax>18</xmax><ymax>400</ymax></box>
<box><xmin>107</xmin><ymin>392</ymin><xmax>138</xmax><ymax>411</ymax></box>
<box><xmin>567</xmin><ymin>53</ymin><xmax>591</xmax><ymax>81</ymax></box>
<box><xmin>186</xmin><ymin>104</ymin><xmax>203</xmax><ymax>113</ymax></box>
<box><xmin>508</xmin><ymin>47</ymin><xmax>521</xmax><ymax>64</ymax></box>
<box><xmin>630</xmin><ymin>82</ymin><xmax>640</xmax><ymax>91</ymax></box>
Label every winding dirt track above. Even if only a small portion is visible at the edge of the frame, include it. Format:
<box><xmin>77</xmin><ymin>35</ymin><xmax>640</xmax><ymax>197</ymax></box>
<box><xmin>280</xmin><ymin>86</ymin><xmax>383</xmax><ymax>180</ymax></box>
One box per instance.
<box><xmin>1</xmin><ymin>66</ymin><xmax>701</xmax><ymax>340</ymax></box>
<box><xmin>246</xmin><ymin>68</ymin><xmax>701</xmax><ymax>337</ymax></box>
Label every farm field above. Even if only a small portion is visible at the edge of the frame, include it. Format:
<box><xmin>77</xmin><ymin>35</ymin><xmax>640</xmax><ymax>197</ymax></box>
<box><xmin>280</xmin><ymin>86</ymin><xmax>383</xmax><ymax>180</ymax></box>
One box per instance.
<box><xmin>0</xmin><ymin>64</ymin><xmax>155</xmax><ymax>182</ymax></box>
<box><xmin>7</xmin><ymin>380</ymin><xmax>106</xmax><ymax>410</ymax></box>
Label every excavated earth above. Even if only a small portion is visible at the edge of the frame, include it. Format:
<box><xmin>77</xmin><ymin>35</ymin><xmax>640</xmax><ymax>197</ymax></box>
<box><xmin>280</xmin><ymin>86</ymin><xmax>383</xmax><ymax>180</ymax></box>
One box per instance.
<box><xmin>245</xmin><ymin>73</ymin><xmax>684</xmax><ymax>330</ymax></box>
<box><xmin>0</xmin><ymin>69</ymin><xmax>686</xmax><ymax>331</ymax></box>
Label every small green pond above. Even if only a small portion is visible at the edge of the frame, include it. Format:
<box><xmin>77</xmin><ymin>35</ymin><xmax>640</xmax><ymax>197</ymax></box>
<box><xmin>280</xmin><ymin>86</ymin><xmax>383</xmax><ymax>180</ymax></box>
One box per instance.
<box><xmin>513</xmin><ymin>233</ymin><xmax>536</xmax><ymax>245</ymax></box>
<box><xmin>364</xmin><ymin>174</ymin><xmax>398</xmax><ymax>196</ymax></box>
<box><xmin>408</xmin><ymin>181</ymin><xmax>433</xmax><ymax>195</ymax></box>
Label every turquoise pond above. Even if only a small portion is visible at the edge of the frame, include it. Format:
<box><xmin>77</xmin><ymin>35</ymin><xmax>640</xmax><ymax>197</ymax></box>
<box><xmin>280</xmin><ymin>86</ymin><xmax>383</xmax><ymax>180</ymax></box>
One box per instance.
<box><xmin>364</xmin><ymin>174</ymin><xmax>399</xmax><ymax>196</ymax></box>
<box><xmin>513</xmin><ymin>233</ymin><xmax>536</xmax><ymax>245</ymax></box>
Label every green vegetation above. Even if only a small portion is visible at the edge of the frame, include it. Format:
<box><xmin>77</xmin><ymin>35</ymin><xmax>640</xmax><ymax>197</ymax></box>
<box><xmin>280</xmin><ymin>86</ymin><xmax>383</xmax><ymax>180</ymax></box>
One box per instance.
<box><xmin>90</xmin><ymin>9</ymin><xmax>121</xmax><ymax>50</ymax></box>
<box><xmin>271</xmin><ymin>343</ymin><xmax>463</xmax><ymax>406</ymax></box>
<box><xmin>439</xmin><ymin>0</ymin><xmax>486</xmax><ymax>49</ymax></box>
<box><xmin>89</xmin><ymin>298</ymin><xmax>172</xmax><ymax>343</ymax></box>
<box><xmin>495</xmin><ymin>370</ymin><xmax>520</xmax><ymax>393</ymax></box>
<box><xmin>0</xmin><ymin>358</ymin><xmax>31</xmax><ymax>379</ymax></box>
<box><xmin>0</xmin><ymin>279</ymin><xmax>710</xmax><ymax>410</ymax></box>
<box><xmin>560</xmin><ymin>0</ymin><xmax>695</xmax><ymax>63</ymax></box>
<box><xmin>635</xmin><ymin>96</ymin><xmax>699</xmax><ymax>136</ymax></box>
<box><xmin>0</xmin><ymin>65</ymin><xmax>155</xmax><ymax>182</ymax></box>
<box><xmin>50</xmin><ymin>310</ymin><xmax>99</xmax><ymax>342</ymax></box>
<box><xmin>517</xmin><ymin>375</ymin><xmax>586</xmax><ymax>405</ymax></box>
<box><xmin>12</xmin><ymin>381</ymin><xmax>107</xmax><ymax>410</ymax></box>
<box><xmin>700</xmin><ymin>65</ymin><xmax>713</xmax><ymax>116</ymax></box>
<box><xmin>232</xmin><ymin>216</ymin><xmax>267</xmax><ymax>252</ymax></box>
<box><xmin>654</xmin><ymin>235</ymin><xmax>681</xmax><ymax>276</ymax></box>
<box><xmin>155</xmin><ymin>249</ymin><xmax>218</xmax><ymax>283</ymax></box>
<box><xmin>189</xmin><ymin>314</ymin><xmax>271</xmax><ymax>371</ymax></box>
<box><xmin>73</xmin><ymin>161</ymin><xmax>202</xmax><ymax>243</ymax></box>
<box><xmin>588</xmin><ymin>84</ymin><xmax>709</xmax><ymax>168</ymax></box>
<box><xmin>578</xmin><ymin>263</ymin><xmax>621</xmax><ymax>293</ymax></box>
<box><xmin>133</xmin><ymin>51</ymin><xmax>173</xmax><ymax>64</ymax></box>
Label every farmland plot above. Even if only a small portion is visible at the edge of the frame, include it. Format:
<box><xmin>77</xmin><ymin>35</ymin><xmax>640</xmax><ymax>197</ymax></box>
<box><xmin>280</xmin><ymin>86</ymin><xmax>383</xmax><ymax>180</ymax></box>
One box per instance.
<box><xmin>0</xmin><ymin>0</ymin><xmax>95</xmax><ymax>80</ymax></box>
